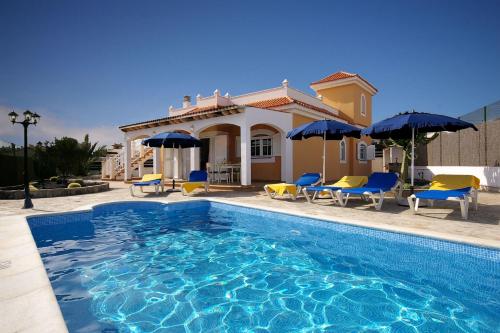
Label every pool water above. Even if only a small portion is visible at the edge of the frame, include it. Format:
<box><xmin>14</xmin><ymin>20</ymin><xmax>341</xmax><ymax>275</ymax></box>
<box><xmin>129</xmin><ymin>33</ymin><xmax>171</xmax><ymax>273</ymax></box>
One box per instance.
<box><xmin>28</xmin><ymin>201</ymin><xmax>499</xmax><ymax>333</ymax></box>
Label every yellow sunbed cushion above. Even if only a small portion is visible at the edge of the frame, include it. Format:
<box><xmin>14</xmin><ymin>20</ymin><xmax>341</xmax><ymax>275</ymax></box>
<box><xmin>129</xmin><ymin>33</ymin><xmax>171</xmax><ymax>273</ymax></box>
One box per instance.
<box><xmin>182</xmin><ymin>182</ymin><xmax>206</xmax><ymax>194</ymax></box>
<box><xmin>266</xmin><ymin>183</ymin><xmax>297</xmax><ymax>196</ymax></box>
<box><xmin>319</xmin><ymin>175</ymin><xmax>368</xmax><ymax>197</ymax></box>
<box><xmin>330</xmin><ymin>176</ymin><xmax>368</xmax><ymax>188</ymax></box>
<box><xmin>429</xmin><ymin>175</ymin><xmax>480</xmax><ymax>190</ymax></box>
<box><xmin>141</xmin><ymin>174</ymin><xmax>163</xmax><ymax>182</ymax></box>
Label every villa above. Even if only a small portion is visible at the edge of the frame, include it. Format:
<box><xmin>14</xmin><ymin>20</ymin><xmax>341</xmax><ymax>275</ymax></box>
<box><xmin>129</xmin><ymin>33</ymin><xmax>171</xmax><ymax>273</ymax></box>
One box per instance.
<box><xmin>110</xmin><ymin>71</ymin><xmax>378</xmax><ymax>185</ymax></box>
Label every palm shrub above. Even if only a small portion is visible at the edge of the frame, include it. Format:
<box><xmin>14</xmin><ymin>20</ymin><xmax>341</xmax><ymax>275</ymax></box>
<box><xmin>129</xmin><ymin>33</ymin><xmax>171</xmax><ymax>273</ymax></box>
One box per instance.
<box><xmin>33</xmin><ymin>135</ymin><xmax>106</xmax><ymax>179</ymax></box>
<box><xmin>76</xmin><ymin>134</ymin><xmax>107</xmax><ymax>176</ymax></box>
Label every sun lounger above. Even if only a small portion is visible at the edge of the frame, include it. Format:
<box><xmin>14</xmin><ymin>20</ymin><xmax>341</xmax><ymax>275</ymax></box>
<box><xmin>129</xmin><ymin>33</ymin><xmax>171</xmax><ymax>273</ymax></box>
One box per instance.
<box><xmin>335</xmin><ymin>172</ymin><xmax>402</xmax><ymax>210</ymax></box>
<box><xmin>130</xmin><ymin>174</ymin><xmax>163</xmax><ymax>196</ymax></box>
<box><xmin>407</xmin><ymin>174</ymin><xmax>480</xmax><ymax>219</ymax></box>
<box><xmin>264</xmin><ymin>173</ymin><xmax>321</xmax><ymax>200</ymax></box>
<box><xmin>302</xmin><ymin>176</ymin><xmax>368</xmax><ymax>204</ymax></box>
<box><xmin>181</xmin><ymin>170</ymin><xmax>209</xmax><ymax>196</ymax></box>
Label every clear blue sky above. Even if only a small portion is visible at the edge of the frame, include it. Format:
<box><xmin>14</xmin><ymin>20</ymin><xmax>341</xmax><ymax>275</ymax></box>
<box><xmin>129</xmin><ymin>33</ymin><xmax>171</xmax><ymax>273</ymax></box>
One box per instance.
<box><xmin>1</xmin><ymin>0</ymin><xmax>499</xmax><ymax>145</ymax></box>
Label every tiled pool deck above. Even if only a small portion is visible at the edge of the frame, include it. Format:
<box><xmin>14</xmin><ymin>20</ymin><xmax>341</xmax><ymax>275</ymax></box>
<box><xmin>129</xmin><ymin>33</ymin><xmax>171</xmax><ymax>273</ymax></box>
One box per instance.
<box><xmin>1</xmin><ymin>181</ymin><xmax>499</xmax><ymax>332</ymax></box>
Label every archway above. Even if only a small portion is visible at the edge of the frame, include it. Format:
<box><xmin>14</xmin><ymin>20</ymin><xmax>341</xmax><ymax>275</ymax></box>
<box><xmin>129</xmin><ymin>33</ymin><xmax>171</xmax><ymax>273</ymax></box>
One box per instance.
<box><xmin>249</xmin><ymin>124</ymin><xmax>286</xmax><ymax>182</ymax></box>
<box><xmin>196</xmin><ymin>124</ymin><xmax>241</xmax><ymax>183</ymax></box>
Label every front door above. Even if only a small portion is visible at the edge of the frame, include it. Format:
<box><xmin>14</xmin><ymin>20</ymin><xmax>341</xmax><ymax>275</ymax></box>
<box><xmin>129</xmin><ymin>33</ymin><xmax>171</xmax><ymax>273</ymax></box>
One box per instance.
<box><xmin>200</xmin><ymin>138</ymin><xmax>210</xmax><ymax>170</ymax></box>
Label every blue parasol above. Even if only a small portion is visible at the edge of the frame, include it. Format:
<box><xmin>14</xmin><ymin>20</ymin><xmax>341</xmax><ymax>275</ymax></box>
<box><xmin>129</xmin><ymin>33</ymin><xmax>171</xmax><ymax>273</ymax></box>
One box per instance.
<box><xmin>287</xmin><ymin>119</ymin><xmax>361</xmax><ymax>184</ymax></box>
<box><xmin>361</xmin><ymin>111</ymin><xmax>477</xmax><ymax>187</ymax></box>
<box><xmin>142</xmin><ymin>132</ymin><xmax>201</xmax><ymax>190</ymax></box>
<box><xmin>142</xmin><ymin>132</ymin><xmax>201</xmax><ymax>149</ymax></box>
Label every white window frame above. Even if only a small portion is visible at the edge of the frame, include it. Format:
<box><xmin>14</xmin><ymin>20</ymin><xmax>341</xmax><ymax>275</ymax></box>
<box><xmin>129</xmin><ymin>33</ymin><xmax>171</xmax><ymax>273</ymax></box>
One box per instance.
<box><xmin>251</xmin><ymin>135</ymin><xmax>273</xmax><ymax>159</ymax></box>
<box><xmin>358</xmin><ymin>141</ymin><xmax>368</xmax><ymax>163</ymax></box>
<box><xmin>339</xmin><ymin>139</ymin><xmax>347</xmax><ymax>164</ymax></box>
<box><xmin>360</xmin><ymin>94</ymin><xmax>367</xmax><ymax>117</ymax></box>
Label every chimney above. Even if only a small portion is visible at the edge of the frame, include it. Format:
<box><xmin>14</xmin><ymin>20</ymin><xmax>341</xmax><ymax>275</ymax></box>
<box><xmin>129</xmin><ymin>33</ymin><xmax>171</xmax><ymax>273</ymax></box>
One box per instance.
<box><xmin>183</xmin><ymin>95</ymin><xmax>191</xmax><ymax>108</ymax></box>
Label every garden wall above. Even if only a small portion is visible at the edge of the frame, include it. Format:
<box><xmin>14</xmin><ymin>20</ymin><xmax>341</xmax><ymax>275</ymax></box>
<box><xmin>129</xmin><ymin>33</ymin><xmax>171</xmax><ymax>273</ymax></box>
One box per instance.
<box><xmin>0</xmin><ymin>181</ymin><xmax>109</xmax><ymax>200</ymax></box>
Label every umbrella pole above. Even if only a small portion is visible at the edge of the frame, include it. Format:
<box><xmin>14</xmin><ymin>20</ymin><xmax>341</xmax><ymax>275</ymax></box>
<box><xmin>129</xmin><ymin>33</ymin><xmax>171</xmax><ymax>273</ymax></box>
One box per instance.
<box><xmin>322</xmin><ymin>132</ymin><xmax>326</xmax><ymax>185</ymax></box>
<box><xmin>411</xmin><ymin>127</ymin><xmax>415</xmax><ymax>192</ymax></box>
<box><xmin>160</xmin><ymin>146</ymin><xmax>165</xmax><ymax>192</ymax></box>
<box><xmin>173</xmin><ymin>145</ymin><xmax>177</xmax><ymax>190</ymax></box>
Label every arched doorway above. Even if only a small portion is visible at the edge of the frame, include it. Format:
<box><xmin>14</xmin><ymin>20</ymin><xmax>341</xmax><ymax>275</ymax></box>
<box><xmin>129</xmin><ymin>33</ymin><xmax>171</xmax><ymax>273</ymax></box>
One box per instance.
<box><xmin>249</xmin><ymin>124</ymin><xmax>285</xmax><ymax>182</ymax></box>
<box><xmin>196</xmin><ymin>124</ymin><xmax>241</xmax><ymax>183</ymax></box>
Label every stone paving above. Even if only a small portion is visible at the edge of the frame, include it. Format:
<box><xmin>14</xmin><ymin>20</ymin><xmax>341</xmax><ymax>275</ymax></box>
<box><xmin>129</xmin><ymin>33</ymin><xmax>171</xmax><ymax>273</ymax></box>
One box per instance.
<box><xmin>1</xmin><ymin>181</ymin><xmax>499</xmax><ymax>247</ymax></box>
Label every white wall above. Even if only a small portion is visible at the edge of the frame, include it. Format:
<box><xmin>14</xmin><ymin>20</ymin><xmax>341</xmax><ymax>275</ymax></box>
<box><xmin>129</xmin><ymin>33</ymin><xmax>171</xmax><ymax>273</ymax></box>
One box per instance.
<box><xmin>414</xmin><ymin>166</ymin><xmax>500</xmax><ymax>190</ymax></box>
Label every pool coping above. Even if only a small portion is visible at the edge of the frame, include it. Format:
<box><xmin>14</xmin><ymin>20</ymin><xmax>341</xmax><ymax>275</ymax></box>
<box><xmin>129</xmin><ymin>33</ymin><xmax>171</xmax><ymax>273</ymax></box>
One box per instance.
<box><xmin>1</xmin><ymin>197</ymin><xmax>499</xmax><ymax>333</ymax></box>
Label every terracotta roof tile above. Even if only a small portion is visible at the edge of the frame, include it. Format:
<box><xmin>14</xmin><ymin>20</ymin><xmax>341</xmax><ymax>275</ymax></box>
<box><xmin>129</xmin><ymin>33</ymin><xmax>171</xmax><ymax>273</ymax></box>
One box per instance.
<box><xmin>248</xmin><ymin>96</ymin><xmax>342</xmax><ymax>118</ymax></box>
<box><xmin>120</xmin><ymin>96</ymin><xmax>353</xmax><ymax>131</ymax></box>
<box><xmin>182</xmin><ymin>104</ymin><xmax>230</xmax><ymax>116</ymax></box>
<box><xmin>311</xmin><ymin>71</ymin><xmax>377</xmax><ymax>92</ymax></box>
<box><xmin>247</xmin><ymin>97</ymin><xmax>294</xmax><ymax>108</ymax></box>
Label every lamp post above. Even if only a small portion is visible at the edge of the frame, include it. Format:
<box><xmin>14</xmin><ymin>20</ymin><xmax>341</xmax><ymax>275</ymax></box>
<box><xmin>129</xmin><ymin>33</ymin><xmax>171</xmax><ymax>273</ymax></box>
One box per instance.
<box><xmin>8</xmin><ymin>110</ymin><xmax>41</xmax><ymax>209</ymax></box>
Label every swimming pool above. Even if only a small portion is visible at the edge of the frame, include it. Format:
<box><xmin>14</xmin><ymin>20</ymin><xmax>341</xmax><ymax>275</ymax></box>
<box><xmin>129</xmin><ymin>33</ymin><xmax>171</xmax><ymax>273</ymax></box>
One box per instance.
<box><xmin>28</xmin><ymin>200</ymin><xmax>499</xmax><ymax>332</ymax></box>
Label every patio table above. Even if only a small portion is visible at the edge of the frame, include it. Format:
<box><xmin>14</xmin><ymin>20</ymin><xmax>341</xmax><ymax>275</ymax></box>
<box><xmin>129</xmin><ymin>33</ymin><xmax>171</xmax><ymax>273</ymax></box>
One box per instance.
<box><xmin>219</xmin><ymin>164</ymin><xmax>241</xmax><ymax>183</ymax></box>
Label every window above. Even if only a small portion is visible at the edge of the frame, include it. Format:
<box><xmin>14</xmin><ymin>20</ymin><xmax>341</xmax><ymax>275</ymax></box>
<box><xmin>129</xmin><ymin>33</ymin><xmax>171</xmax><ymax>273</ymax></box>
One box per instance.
<box><xmin>360</xmin><ymin>94</ymin><xmax>366</xmax><ymax>116</ymax></box>
<box><xmin>339</xmin><ymin>139</ymin><xmax>347</xmax><ymax>162</ymax></box>
<box><xmin>251</xmin><ymin>136</ymin><xmax>272</xmax><ymax>158</ymax></box>
<box><xmin>358</xmin><ymin>141</ymin><xmax>368</xmax><ymax>161</ymax></box>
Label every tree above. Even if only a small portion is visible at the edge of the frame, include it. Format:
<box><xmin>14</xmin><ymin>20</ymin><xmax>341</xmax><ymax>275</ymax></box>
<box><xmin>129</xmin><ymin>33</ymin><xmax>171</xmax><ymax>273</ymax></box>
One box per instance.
<box><xmin>53</xmin><ymin>137</ymin><xmax>80</xmax><ymax>177</ymax></box>
<box><xmin>382</xmin><ymin>132</ymin><xmax>439</xmax><ymax>183</ymax></box>
<box><xmin>76</xmin><ymin>134</ymin><xmax>107</xmax><ymax>175</ymax></box>
<box><xmin>51</xmin><ymin>135</ymin><xmax>107</xmax><ymax>177</ymax></box>
<box><xmin>32</xmin><ymin>141</ymin><xmax>57</xmax><ymax>180</ymax></box>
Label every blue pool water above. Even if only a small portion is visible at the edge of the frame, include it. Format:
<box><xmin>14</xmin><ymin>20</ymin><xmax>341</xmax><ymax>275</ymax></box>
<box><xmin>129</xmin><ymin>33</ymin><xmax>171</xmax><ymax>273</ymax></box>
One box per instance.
<box><xmin>28</xmin><ymin>201</ymin><xmax>499</xmax><ymax>333</ymax></box>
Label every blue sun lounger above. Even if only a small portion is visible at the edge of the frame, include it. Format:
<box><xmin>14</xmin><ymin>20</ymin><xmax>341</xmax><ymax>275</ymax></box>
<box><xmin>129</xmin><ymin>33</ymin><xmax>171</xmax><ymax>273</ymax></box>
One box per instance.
<box><xmin>264</xmin><ymin>173</ymin><xmax>321</xmax><ymax>200</ymax></box>
<box><xmin>181</xmin><ymin>170</ymin><xmax>209</xmax><ymax>196</ymax></box>
<box><xmin>335</xmin><ymin>172</ymin><xmax>402</xmax><ymax>210</ymax></box>
<box><xmin>130</xmin><ymin>174</ymin><xmax>163</xmax><ymax>196</ymax></box>
<box><xmin>407</xmin><ymin>175</ymin><xmax>480</xmax><ymax>219</ymax></box>
<box><xmin>302</xmin><ymin>176</ymin><xmax>368</xmax><ymax>204</ymax></box>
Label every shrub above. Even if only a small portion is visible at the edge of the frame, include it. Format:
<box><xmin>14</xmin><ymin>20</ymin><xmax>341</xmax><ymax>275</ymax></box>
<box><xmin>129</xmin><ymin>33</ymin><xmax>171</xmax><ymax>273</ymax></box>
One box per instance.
<box><xmin>69</xmin><ymin>179</ymin><xmax>84</xmax><ymax>186</ymax></box>
<box><xmin>67</xmin><ymin>183</ymin><xmax>82</xmax><ymax>189</ymax></box>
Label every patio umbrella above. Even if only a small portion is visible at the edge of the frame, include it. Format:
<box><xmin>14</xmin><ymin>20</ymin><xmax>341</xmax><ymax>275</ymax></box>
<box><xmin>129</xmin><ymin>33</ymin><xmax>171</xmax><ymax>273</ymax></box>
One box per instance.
<box><xmin>287</xmin><ymin>119</ymin><xmax>361</xmax><ymax>184</ymax></box>
<box><xmin>361</xmin><ymin>111</ymin><xmax>478</xmax><ymax>188</ymax></box>
<box><xmin>142</xmin><ymin>132</ymin><xmax>201</xmax><ymax>191</ymax></box>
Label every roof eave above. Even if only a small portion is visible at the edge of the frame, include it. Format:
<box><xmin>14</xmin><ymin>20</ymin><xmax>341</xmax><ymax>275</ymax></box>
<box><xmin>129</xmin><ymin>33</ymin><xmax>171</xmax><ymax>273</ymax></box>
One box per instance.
<box><xmin>119</xmin><ymin>105</ymin><xmax>244</xmax><ymax>132</ymax></box>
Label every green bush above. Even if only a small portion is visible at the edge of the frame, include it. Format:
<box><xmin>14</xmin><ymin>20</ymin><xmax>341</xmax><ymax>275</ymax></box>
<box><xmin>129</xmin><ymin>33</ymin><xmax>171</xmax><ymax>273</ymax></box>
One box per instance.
<box><xmin>49</xmin><ymin>176</ymin><xmax>59</xmax><ymax>182</ymax></box>
<box><xmin>67</xmin><ymin>183</ymin><xmax>82</xmax><ymax>189</ymax></box>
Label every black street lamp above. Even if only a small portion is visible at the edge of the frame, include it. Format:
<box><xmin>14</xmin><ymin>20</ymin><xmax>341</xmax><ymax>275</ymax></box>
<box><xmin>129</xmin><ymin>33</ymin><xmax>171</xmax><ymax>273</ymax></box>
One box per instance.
<box><xmin>8</xmin><ymin>110</ymin><xmax>41</xmax><ymax>209</ymax></box>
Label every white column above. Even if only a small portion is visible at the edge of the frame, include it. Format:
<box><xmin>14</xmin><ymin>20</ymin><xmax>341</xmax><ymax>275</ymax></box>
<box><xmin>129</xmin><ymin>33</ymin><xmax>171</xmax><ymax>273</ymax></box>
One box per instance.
<box><xmin>240</xmin><ymin>125</ymin><xmax>252</xmax><ymax>185</ymax></box>
<box><xmin>109</xmin><ymin>160</ymin><xmax>113</xmax><ymax>179</ymax></box>
<box><xmin>138</xmin><ymin>162</ymin><xmax>144</xmax><ymax>178</ymax></box>
<box><xmin>282</xmin><ymin>134</ymin><xmax>293</xmax><ymax>183</ymax></box>
<box><xmin>124</xmin><ymin>140</ymin><xmax>132</xmax><ymax>181</ymax></box>
<box><xmin>190</xmin><ymin>133</ymin><xmax>200</xmax><ymax>172</ymax></box>
<box><xmin>153</xmin><ymin>149</ymin><xmax>160</xmax><ymax>174</ymax></box>
<box><xmin>173</xmin><ymin>149</ymin><xmax>180</xmax><ymax>179</ymax></box>
<box><xmin>190</xmin><ymin>148</ymin><xmax>200</xmax><ymax>171</ymax></box>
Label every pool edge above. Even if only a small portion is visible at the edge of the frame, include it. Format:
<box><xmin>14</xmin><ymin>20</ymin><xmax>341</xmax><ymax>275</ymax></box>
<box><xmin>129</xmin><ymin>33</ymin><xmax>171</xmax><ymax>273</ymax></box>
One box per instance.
<box><xmin>0</xmin><ymin>214</ymin><xmax>68</xmax><ymax>333</ymax></box>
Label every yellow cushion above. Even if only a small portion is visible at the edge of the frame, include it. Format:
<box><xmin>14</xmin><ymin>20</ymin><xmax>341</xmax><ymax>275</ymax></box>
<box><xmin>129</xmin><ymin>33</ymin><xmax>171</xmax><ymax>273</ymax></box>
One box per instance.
<box><xmin>141</xmin><ymin>174</ymin><xmax>163</xmax><ymax>182</ymax></box>
<box><xmin>182</xmin><ymin>182</ymin><xmax>206</xmax><ymax>194</ymax></box>
<box><xmin>429</xmin><ymin>175</ymin><xmax>480</xmax><ymax>190</ymax></box>
<box><xmin>266</xmin><ymin>183</ymin><xmax>297</xmax><ymax>196</ymax></box>
<box><xmin>330</xmin><ymin>176</ymin><xmax>368</xmax><ymax>188</ymax></box>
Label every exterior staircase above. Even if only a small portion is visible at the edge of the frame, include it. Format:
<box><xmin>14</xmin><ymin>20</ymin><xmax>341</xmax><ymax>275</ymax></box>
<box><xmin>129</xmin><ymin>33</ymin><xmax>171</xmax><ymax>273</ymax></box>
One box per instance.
<box><xmin>101</xmin><ymin>148</ymin><xmax>153</xmax><ymax>180</ymax></box>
